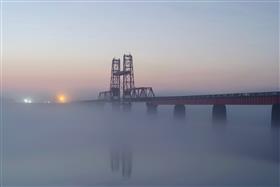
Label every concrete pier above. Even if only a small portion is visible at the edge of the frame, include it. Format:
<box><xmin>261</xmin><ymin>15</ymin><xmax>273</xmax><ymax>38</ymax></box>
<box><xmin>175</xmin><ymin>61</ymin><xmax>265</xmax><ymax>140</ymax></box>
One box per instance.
<box><xmin>212</xmin><ymin>104</ymin><xmax>227</xmax><ymax>123</ymax></box>
<box><xmin>173</xmin><ymin>104</ymin><xmax>186</xmax><ymax>120</ymax></box>
<box><xmin>271</xmin><ymin>104</ymin><xmax>280</xmax><ymax>127</ymax></box>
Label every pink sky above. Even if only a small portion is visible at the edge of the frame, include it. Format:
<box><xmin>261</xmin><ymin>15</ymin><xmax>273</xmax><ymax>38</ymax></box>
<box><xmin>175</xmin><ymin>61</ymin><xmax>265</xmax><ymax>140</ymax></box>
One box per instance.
<box><xmin>2</xmin><ymin>2</ymin><xmax>279</xmax><ymax>101</ymax></box>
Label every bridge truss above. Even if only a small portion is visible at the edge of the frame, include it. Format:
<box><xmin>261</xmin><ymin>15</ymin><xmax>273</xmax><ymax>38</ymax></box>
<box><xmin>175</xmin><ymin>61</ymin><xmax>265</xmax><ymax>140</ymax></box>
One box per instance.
<box><xmin>98</xmin><ymin>54</ymin><xmax>155</xmax><ymax>102</ymax></box>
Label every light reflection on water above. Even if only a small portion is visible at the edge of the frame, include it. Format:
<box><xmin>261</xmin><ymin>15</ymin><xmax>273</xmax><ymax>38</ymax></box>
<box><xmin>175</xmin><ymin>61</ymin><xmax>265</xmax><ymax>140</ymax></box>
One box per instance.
<box><xmin>2</xmin><ymin>103</ymin><xmax>279</xmax><ymax>186</ymax></box>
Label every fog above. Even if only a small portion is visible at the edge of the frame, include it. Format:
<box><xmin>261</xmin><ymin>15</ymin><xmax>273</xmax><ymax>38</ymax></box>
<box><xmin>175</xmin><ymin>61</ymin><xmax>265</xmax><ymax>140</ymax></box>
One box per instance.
<box><xmin>1</xmin><ymin>102</ymin><xmax>279</xmax><ymax>186</ymax></box>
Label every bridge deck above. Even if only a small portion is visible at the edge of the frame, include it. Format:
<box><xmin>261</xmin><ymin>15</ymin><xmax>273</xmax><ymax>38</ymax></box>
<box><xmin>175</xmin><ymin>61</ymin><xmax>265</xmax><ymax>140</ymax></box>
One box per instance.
<box><xmin>127</xmin><ymin>91</ymin><xmax>280</xmax><ymax>105</ymax></box>
<box><xmin>83</xmin><ymin>91</ymin><xmax>280</xmax><ymax>105</ymax></box>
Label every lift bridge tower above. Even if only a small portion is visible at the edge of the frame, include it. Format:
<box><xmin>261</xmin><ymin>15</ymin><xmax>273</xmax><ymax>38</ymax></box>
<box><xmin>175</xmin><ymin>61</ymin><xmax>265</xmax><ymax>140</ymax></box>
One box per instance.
<box><xmin>98</xmin><ymin>54</ymin><xmax>155</xmax><ymax>106</ymax></box>
<box><xmin>110</xmin><ymin>58</ymin><xmax>121</xmax><ymax>101</ymax></box>
<box><xmin>122</xmin><ymin>54</ymin><xmax>135</xmax><ymax>99</ymax></box>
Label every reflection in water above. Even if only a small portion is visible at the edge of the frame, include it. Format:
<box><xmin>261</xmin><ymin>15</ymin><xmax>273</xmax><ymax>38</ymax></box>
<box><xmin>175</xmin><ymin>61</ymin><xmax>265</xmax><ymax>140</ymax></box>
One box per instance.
<box><xmin>110</xmin><ymin>146</ymin><xmax>132</xmax><ymax>178</ymax></box>
<box><xmin>3</xmin><ymin>103</ymin><xmax>279</xmax><ymax>185</ymax></box>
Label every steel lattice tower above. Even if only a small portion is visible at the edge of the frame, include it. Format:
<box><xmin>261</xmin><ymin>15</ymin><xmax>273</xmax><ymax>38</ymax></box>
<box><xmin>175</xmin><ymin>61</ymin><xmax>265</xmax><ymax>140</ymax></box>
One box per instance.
<box><xmin>110</xmin><ymin>58</ymin><xmax>121</xmax><ymax>100</ymax></box>
<box><xmin>99</xmin><ymin>53</ymin><xmax>154</xmax><ymax>102</ymax></box>
<box><xmin>123</xmin><ymin>54</ymin><xmax>135</xmax><ymax>99</ymax></box>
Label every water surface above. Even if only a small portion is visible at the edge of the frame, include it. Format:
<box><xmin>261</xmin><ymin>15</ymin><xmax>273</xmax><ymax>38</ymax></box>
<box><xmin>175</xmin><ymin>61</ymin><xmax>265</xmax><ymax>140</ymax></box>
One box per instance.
<box><xmin>2</xmin><ymin>103</ymin><xmax>279</xmax><ymax>186</ymax></box>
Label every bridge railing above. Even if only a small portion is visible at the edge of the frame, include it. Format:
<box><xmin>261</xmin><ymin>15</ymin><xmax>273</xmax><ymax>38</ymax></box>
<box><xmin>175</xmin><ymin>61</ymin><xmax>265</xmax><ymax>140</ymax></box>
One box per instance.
<box><xmin>122</xmin><ymin>91</ymin><xmax>280</xmax><ymax>104</ymax></box>
<box><xmin>98</xmin><ymin>91</ymin><xmax>279</xmax><ymax>105</ymax></box>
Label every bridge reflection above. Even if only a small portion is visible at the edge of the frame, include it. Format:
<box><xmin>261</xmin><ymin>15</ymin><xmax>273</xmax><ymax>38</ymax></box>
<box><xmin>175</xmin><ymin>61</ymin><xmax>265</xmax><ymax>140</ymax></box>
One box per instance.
<box><xmin>110</xmin><ymin>146</ymin><xmax>132</xmax><ymax>178</ymax></box>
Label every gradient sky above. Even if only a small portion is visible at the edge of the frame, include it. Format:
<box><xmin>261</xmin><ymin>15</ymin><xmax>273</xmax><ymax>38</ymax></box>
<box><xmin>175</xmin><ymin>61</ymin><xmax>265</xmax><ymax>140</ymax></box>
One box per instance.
<box><xmin>2</xmin><ymin>1</ymin><xmax>279</xmax><ymax>101</ymax></box>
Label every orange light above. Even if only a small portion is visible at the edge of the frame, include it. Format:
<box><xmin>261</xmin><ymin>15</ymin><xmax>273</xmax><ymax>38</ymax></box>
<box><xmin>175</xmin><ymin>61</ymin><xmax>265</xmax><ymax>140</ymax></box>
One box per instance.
<box><xmin>56</xmin><ymin>94</ymin><xmax>68</xmax><ymax>103</ymax></box>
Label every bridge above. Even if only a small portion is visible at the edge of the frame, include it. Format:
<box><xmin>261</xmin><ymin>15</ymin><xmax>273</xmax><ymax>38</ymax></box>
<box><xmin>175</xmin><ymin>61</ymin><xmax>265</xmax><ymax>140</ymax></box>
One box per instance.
<box><xmin>94</xmin><ymin>54</ymin><xmax>280</xmax><ymax>126</ymax></box>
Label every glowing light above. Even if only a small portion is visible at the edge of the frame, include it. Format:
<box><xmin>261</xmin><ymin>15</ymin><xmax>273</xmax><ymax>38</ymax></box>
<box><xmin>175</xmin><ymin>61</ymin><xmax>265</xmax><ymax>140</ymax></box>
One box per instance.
<box><xmin>23</xmin><ymin>98</ymin><xmax>32</xmax><ymax>103</ymax></box>
<box><xmin>56</xmin><ymin>94</ymin><xmax>68</xmax><ymax>103</ymax></box>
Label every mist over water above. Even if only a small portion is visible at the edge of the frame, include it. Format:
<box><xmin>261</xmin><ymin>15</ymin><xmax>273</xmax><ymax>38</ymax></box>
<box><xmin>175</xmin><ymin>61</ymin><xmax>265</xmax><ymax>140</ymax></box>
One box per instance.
<box><xmin>2</xmin><ymin>102</ymin><xmax>279</xmax><ymax>186</ymax></box>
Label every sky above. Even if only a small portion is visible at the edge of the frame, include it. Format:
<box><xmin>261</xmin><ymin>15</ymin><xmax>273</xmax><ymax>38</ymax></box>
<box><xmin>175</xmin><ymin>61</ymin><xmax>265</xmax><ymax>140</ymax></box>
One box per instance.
<box><xmin>1</xmin><ymin>1</ymin><xmax>279</xmax><ymax>101</ymax></box>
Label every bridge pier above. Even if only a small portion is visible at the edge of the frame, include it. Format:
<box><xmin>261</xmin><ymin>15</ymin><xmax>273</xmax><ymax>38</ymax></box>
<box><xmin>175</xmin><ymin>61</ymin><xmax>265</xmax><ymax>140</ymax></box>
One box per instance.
<box><xmin>173</xmin><ymin>104</ymin><xmax>186</xmax><ymax>120</ymax></box>
<box><xmin>212</xmin><ymin>104</ymin><xmax>227</xmax><ymax>123</ymax></box>
<box><xmin>146</xmin><ymin>103</ymin><xmax>157</xmax><ymax>115</ymax></box>
<box><xmin>271</xmin><ymin>104</ymin><xmax>280</xmax><ymax>127</ymax></box>
<box><xmin>122</xmin><ymin>102</ymin><xmax>132</xmax><ymax>112</ymax></box>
